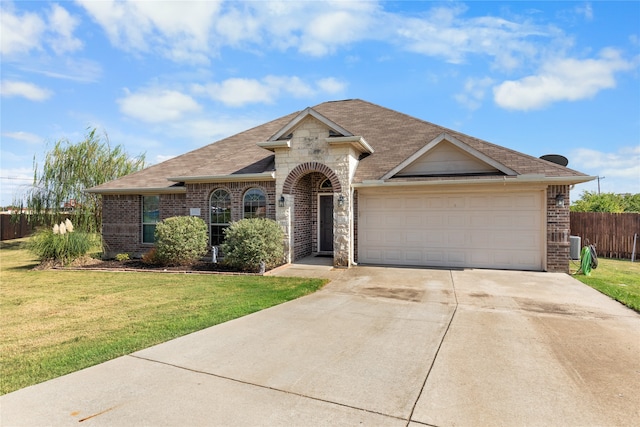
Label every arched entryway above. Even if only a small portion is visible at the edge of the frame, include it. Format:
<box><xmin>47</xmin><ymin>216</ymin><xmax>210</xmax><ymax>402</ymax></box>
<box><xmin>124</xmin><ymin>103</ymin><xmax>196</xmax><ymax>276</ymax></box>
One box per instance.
<box><xmin>283</xmin><ymin>162</ymin><xmax>341</xmax><ymax>261</ymax></box>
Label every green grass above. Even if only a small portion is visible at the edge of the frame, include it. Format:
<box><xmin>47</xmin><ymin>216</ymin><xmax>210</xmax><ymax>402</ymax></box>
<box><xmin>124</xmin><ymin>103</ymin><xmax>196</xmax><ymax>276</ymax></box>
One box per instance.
<box><xmin>572</xmin><ymin>257</ymin><xmax>640</xmax><ymax>312</ymax></box>
<box><xmin>0</xmin><ymin>239</ymin><xmax>327</xmax><ymax>395</ymax></box>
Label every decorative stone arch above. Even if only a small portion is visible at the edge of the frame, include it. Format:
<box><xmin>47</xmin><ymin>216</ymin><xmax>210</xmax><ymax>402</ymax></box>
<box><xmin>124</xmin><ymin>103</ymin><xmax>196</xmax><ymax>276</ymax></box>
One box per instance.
<box><xmin>282</xmin><ymin>162</ymin><xmax>342</xmax><ymax>194</ymax></box>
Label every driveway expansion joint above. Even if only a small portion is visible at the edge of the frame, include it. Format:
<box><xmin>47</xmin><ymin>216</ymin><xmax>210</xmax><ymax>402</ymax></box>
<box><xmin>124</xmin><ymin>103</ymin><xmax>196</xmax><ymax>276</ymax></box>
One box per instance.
<box><xmin>128</xmin><ymin>354</ymin><xmax>407</xmax><ymax>423</ymax></box>
<box><xmin>405</xmin><ymin>270</ymin><xmax>459</xmax><ymax>427</ymax></box>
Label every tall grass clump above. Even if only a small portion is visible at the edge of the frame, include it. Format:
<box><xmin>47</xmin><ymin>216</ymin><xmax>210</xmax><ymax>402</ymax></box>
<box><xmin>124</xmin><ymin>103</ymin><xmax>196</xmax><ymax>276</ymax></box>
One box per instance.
<box><xmin>29</xmin><ymin>219</ymin><xmax>100</xmax><ymax>265</ymax></box>
<box><xmin>154</xmin><ymin>216</ymin><xmax>208</xmax><ymax>266</ymax></box>
<box><xmin>221</xmin><ymin>218</ymin><xmax>285</xmax><ymax>272</ymax></box>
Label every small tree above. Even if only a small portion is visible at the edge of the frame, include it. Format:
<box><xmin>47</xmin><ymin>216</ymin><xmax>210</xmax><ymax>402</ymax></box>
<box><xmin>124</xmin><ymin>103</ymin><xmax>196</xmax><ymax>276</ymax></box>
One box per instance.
<box><xmin>19</xmin><ymin>128</ymin><xmax>145</xmax><ymax>233</ymax></box>
<box><xmin>571</xmin><ymin>191</ymin><xmax>640</xmax><ymax>213</ymax></box>
<box><xmin>221</xmin><ymin>218</ymin><xmax>285</xmax><ymax>272</ymax></box>
<box><xmin>154</xmin><ymin>216</ymin><xmax>208</xmax><ymax>266</ymax></box>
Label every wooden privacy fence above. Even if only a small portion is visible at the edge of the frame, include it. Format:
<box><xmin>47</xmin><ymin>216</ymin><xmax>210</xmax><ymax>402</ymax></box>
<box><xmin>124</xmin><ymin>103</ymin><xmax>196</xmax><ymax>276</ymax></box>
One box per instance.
<box><xmin>570</xmin><ymin>212</ymin><xmax>640</xmax><ymax>260</ymax></box>
<box><xmin>0</xmin><ymin>214</ymin><xmax>37</xmax><ymax>241</ymax></box>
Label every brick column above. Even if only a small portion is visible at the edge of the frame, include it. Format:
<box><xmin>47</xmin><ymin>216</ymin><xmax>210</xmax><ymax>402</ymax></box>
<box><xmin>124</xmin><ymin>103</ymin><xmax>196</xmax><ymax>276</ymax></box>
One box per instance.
<box><xmin>546</xmin><ymin>185</ymin><xmax>570</xmax><ymax>272</ymax></box>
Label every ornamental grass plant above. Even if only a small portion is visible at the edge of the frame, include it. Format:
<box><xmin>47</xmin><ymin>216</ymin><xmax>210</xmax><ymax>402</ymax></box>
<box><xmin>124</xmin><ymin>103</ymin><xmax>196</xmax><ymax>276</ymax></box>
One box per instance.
<box><xmin>28</xmin><ymin>220</ymin><xmax>100</xmax><ymax>265</ymax></box>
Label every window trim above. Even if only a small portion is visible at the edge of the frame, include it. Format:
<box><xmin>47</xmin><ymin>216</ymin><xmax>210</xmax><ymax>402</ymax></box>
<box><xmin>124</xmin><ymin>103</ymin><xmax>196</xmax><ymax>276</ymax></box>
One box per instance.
<box><xmin>319</xmin><ymin>178</ymin><xmax>333</xmax><ymax>190</ymax></box>
<box><xmin>243</xmin><ymin>187</ymin><xmax>267</xmax><ymax>219</ymax></box>
<box><xmin>141</xmin><ymin>195</ymin><xmax>160</xmax><ymax>244</ymax></box>
<box><xmin>209</xmin><ymin>188</ymin><xmax>231</xmax><ymax>246</ymax></box>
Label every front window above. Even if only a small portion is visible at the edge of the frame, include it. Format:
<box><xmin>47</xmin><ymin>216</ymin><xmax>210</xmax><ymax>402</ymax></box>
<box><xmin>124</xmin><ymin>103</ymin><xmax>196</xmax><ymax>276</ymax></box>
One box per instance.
<box><xmin>142</xmin><ymin>195</ymin><xmax>159</xmax><ymax>243</ymax></box>
<box><xmin>210</xmin><ymin>189</ymin><xmax>231</xmax><ymax>246</ymax></box>
<box><xmin>243</xmin><ymin>188</ymin><xmax>266</xmax><ymax>219</ymax></box>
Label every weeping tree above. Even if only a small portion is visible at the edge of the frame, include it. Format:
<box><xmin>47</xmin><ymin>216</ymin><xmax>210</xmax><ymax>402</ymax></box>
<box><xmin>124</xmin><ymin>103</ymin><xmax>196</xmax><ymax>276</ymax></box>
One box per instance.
<box><xmin>20</xmin><ymin>128</ymin><xmax>146</xmax><ymax>233</ymax></box>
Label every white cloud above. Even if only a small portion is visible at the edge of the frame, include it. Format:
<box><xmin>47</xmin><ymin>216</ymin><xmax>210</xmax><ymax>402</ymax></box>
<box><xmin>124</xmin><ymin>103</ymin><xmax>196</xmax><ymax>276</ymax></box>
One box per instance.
<box><xmin>0</xmin><ymin>3</ymin><xmax>82</xmax><ymax>56</ymax></box>
<box><xmin>71</xmin><ymin>0</ymin><xmax>586</xmax><ymax>74</ymax></box>
<box><xmin>2</xmin><ymin>131</ymin><xmax>43</xmax><ymax>145</ymax></box>
<box><xmin>192</xmin><ymin>75</ymin><xmax>345</xmax><ymax>107</ymax></box>
<box><xmin>77</xmin><ymin>0</ymin><xmax>382</xmax><ymax>60</ymax></box>
<box><xmin>0</xmin><ymin>80</ymin><xmax>53</xmax><ymax>101</ymax></box>
<box><xmin>570</xmin><ymin>146</ymin><xmax>640</xmax><ymax>194</ymax></box>
<box><xmin>117</xmin><ymin>88</ymin><xmax>201</xmax><ymax>123</ymax></box>
<box><xmin>0</xmin><ymin>6</ymin><xmax>45</xmax><ymax>55</ymax></box>
<box><xmin>300</xmin><ymin>7</ymin><xmax>376</xmax><ymax>56</ymax></box>
<box><xmin>493</xmin><ymin>49</ymin><xmax>636</xmax><ymax>110</ymax></box>
<box><xmin>571</xmin><ymin>146</ymin><xmax>640</xmax><ymax>177</ymax></box>
<box><xmin>46</xmin><ymin>4</ymin><xmax>83</xmax><ymax>54</ymax></box>
<box><xmin>20</xmin><ymin>57</ymin><xmax>103</xmax><ymax>83</ymax></box>
<box><xmin>575</xmin><ymin>3</ymin><xmax>594</xmax><ymax>22</ymax></box>
<box><xmin>77</xmin><ymin>0</ymin><xmax>221</xmax><ymax>63</ymax></box>
<box><xmin>193</xmin><ymin>78</ymin><xmax>275</xmax><ymax>107</ymax></box>
<box><xmin>454</xmin><ymin>77</ymin><xmax>494</xmax><ymax>110</ymax></box>
<box><xmin>316</xmin><ymin>77</ymin><xmax>347</xmax><ymax>94</ymax></box>
<box><xmin>394</xmin><ymin>5</ymin><xmax>549</xmax><ymax>70</ymax></box>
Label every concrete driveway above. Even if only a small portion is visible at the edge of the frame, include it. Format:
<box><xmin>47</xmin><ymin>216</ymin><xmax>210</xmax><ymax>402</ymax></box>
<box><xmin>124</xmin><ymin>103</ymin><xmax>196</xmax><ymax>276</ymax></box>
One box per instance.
<box><xmin>2</xmin><ymin>266</ymin><xmax>639</xmax><ymax>426</ymax></box>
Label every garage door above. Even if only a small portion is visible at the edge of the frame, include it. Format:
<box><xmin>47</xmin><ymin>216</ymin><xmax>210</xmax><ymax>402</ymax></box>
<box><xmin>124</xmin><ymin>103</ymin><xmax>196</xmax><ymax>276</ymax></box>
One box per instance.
<box><xmin>358</xmin><ymin>190</ymin><xmax>544</xmax><ymax>270</ymax></box>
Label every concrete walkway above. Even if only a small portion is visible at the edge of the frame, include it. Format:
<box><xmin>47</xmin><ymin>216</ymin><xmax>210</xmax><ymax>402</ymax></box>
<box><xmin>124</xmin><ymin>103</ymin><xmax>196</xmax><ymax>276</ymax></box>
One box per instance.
<box><xmin>2</xmin><ymin>264</ymin><xmax>639</xmax><ymax>426</ymax></box>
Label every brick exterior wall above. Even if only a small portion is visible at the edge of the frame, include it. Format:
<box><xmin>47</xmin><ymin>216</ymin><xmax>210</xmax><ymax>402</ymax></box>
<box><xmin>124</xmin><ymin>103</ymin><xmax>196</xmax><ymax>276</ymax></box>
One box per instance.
<box><xmin>293</xmin><ymin>174</ymin><xmax>313</xmax><ymax>259</ymax></box>
<box><xmin>101</xmin><ymin>181</ymin><xmax>275</xmax><ymax>258</ymax></box>
<box><xmin>546</xmin><ymin>184</ymin><xmax>571</xmax><ymax>273</ymax></box>
<box><xmin>289</xmin><ymin>172</ymin><xmax>332</xmax><ymax>260</ymax></box>
<box><xmin>185</xmin><ymin>181</ymin><xmax>276</xmax><ymax>225</ymax></box>
<box><xmin>102</xmin><ymin>194</ymin><xmax>142</xmax><ymax>257</ymax></box>
<box><xmin>102</xmin><ymin>193</ymin><xmax>188</xmax><ymax>257</ymax></box>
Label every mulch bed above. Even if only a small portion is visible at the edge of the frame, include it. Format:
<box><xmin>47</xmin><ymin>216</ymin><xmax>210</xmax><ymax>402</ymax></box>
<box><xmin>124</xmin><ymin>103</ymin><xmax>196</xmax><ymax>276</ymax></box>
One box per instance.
<box><xmin>37</xmin><ymin>256</ymin><xmax>269</xmax><ymax>275</ymax></box>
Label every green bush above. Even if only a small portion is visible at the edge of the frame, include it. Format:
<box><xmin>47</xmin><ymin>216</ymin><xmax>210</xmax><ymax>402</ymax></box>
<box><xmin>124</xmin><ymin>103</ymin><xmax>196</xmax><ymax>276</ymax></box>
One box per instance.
<box><xmin>29</xmin><ymin>223</ymin><xmax>100</xmax><ymax>265</ymax></box>
<box><xmin>154</xmin><ymin>216</ymin><xmax>208</xmax><ymax>266</ymax></box>
<box><xmin>221</xmin><ymin>218</ymin><xmax>285</xmax><ymax>272</ymax></box>
<box><xmin>115</xmin><ymin>253</ymin><xmax>130</xmax><ymax>262</ymax></box>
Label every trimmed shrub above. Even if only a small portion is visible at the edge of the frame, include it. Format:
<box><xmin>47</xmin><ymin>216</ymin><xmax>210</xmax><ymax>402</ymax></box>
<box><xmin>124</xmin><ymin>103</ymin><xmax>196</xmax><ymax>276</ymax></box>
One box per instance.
<box><xmin>154</xmin><ymin>216</ymin><xmax>208</xmax><ymax>266</ymax></box>
<box><xmin>29</xmin><ymin>220</ymin><xmax>100</xmax><ymax>265</ymax></box>
<box><xmin>221</xmin><ymin>218</ymin><xmax>285</xmax><ymax>272</ymax></box>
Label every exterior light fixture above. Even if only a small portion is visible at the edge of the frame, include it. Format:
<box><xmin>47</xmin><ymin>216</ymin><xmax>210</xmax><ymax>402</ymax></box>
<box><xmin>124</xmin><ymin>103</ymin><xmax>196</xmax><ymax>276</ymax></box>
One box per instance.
<box><xmin>555</xmin><ymin>193</ymin><xmax>565</xmax><ymax>207</ymax></box>
<box><xmin>279</xmin><ymin>195</ymin><xmax>285</xmax><ymax>207</ymax></box>
<box><xmin>338</xmin><ymin>194</ymin><xmax>345</xmax><ymax>207</ymax></box>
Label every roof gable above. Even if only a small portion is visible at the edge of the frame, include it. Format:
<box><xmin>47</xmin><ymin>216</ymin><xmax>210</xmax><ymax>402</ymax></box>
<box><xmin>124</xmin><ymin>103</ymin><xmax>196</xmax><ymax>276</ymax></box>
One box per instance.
<box><xmin>382</xmin><ymin>133</ymin><xmax>516</xmax><ymax>179</ymax></box>
<box><xmin>269</xmin><ymin>107</ymin><xmax>352</xmax><ymax>141</ymax></box>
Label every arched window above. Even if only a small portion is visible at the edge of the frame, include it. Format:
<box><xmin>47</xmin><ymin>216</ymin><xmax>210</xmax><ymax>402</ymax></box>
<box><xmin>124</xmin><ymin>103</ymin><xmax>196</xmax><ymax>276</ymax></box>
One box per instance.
<box><xmin>243</xmin><ymin>188</ymin><xmax>266</xmax><ymax>219</ymax></box>
<box><xmin>319</xmin><ymin>178</ymin><xmax>333</xmax><ymax>191</ymax></box>
<box><xmin>210</xmin><ymin>189</ymin><xmax>230</xmax><ymax>246</ymax></box>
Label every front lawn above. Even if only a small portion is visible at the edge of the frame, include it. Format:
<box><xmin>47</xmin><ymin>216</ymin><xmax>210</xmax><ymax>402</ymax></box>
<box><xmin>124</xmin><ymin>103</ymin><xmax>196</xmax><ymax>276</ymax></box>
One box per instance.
<box><xmin>0</xmin><ymin>239</ymin><xmax>326</xmax><ymax>395</ymax></box>
<box><xmin>571</xmin><ymin>257</ymin><xmax>640</xmax><ymax>312</ymax></box>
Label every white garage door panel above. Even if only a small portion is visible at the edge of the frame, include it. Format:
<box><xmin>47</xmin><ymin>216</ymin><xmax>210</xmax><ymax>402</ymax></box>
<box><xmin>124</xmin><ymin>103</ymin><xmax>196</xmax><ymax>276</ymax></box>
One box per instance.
<box><xmin>358</xmin><ymin>191</ymin><xmax>543</xmax><ymax>270</ymax></box>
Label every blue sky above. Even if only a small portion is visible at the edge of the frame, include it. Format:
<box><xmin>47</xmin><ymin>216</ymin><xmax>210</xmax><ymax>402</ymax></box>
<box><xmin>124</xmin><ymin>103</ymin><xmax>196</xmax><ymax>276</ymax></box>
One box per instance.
<box><xmin>1</xmin><ymin>0</ymin><xmax>639</xmax><ymax>206</ymax></box>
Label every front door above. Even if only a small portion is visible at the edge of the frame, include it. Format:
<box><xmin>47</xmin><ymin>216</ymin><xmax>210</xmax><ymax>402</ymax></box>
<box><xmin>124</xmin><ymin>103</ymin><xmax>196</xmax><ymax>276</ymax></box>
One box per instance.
<box><xmin>319</xmin><ymin>195</ymin><xmax>334</xmax><ymax>252</ymax></box>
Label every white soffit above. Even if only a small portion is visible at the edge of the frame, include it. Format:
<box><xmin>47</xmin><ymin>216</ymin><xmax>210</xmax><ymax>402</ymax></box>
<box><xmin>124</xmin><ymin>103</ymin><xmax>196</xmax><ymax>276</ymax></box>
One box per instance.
<box><xmin>256</xmin><ymin>140</ymin><xmax>291</xmax><ymax>151</ymax></box>
<box><xmin>326</xmin><ymin>136</ymin><xmax>374</xmax><ymax>154</ymax></box>
<box><xmin>381</xmin><ymin>133</ymin><xmax>517</xmax><ymax>180</ymax></box>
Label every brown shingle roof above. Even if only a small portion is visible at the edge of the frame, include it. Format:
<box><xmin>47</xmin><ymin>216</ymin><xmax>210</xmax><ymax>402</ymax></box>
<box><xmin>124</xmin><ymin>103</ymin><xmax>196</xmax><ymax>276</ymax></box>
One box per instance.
<box><xmin>89</xmin><ymin>99</ymin><xmax>588</xmax><ymax>193</ymax></box>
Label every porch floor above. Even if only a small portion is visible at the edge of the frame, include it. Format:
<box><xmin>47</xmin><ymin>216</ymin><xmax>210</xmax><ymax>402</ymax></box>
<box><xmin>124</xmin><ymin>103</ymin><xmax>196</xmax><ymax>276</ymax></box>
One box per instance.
<box><xmin>266</xmin><ymin>255</ymin><xmax>343</xmax><ymax>280</ymax></box>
